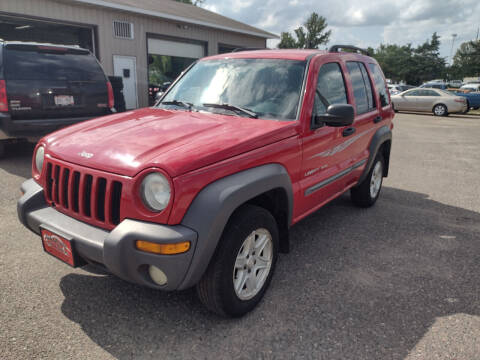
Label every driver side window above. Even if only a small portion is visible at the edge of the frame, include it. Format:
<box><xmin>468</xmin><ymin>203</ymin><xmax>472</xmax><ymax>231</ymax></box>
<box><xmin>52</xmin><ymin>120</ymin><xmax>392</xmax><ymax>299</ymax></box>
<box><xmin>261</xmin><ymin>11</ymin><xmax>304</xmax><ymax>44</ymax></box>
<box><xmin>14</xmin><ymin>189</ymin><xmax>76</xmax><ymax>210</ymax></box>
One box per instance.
<box><xmin>314</xmin><ymin>62</ymin><xmax>348</xmax><ymax>116</ymax></box>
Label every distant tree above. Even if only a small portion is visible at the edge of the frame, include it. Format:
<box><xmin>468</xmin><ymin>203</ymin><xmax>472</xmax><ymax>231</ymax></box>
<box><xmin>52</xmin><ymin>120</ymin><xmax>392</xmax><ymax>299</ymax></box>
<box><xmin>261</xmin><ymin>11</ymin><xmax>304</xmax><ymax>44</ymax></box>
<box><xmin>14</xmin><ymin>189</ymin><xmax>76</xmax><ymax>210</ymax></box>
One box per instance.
<box><xmin>278</xmin><ymin>12</ymin><xmax>331</xmax><ymax>49</ymax></box>
<box><xmin>371</xmin><ymin>33</ymin><xmax>447</xmax><ymax>85</ymax></box>
<box><xmin>174</xmin><ymin>0</ymin><xmax>204</xmax><ymax>5</ymax></box>
<box><xmin>451</xmin><ymin>40</ymin><xmax>480</xmax><ymax>78</ymax></box>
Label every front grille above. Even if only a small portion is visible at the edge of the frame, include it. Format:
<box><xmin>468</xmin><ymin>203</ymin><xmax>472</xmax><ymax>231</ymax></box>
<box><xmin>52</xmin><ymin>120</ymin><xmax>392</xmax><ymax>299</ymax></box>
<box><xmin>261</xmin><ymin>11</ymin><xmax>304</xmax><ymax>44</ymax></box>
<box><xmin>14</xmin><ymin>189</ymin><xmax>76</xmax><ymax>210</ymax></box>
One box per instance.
<box><xmin>44</xmin><ymin>160</ymin><xmax>123</xmax><ymax>227</ymax></box>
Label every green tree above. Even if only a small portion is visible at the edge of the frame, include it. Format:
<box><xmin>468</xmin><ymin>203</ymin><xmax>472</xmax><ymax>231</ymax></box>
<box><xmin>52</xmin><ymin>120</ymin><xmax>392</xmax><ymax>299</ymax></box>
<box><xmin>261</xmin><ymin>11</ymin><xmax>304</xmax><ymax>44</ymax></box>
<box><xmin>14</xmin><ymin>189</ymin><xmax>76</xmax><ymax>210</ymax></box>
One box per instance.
<box><xmin>278</xmin><ymin>12</ymin><xmax>331</xmax><ymax>49</ymax></box>
<box><xmin>451</xmin><ymin>40</ymin><xmax>480</xmax><ymax>78</ymax></box>
<box><xmin>371</xmin><ymin>33</ymin><xmax>446</xmax><ymax>85</ymax></box>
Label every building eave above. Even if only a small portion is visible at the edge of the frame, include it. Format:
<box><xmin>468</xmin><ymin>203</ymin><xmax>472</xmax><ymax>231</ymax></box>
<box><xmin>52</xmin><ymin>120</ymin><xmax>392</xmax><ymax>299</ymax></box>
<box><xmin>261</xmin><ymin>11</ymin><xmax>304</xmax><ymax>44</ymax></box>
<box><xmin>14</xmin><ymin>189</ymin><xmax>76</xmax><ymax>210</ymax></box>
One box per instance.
<box><xmin>68</xmin><ymin>0</ymin><xmax>278</xmax><ymax>39</ymax></box>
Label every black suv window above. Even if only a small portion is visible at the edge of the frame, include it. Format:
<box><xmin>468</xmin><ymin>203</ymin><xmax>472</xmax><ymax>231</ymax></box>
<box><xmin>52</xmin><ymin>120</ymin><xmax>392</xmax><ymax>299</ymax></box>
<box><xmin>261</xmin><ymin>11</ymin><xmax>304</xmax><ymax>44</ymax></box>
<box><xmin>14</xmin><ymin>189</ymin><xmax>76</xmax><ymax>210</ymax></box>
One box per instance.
<box><xmin>369</xmin><ymin>63</ymin><xmax>390</xmax><ymax>107</ymax></box>
<box><xmin>314</xmin><ymin>62</ymin><xmax>348</xmax><ymax>115</ymax></box>
<box><xmin>4</xmin><ymin>47</ymin><xmax>105</xmax><ymax>81</ymax></box>
<box><xmin>346</xmin><ymin>61</ymin><xmax>375</xmax><ymax>114</ymax></box>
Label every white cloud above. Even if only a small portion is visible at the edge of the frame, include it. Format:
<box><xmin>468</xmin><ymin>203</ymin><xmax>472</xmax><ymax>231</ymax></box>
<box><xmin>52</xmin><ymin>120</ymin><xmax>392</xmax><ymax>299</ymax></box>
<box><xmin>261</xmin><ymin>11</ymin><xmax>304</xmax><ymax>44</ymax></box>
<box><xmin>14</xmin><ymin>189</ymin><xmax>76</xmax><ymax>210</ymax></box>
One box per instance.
<box><xmin>202</xmin><ymin>0</ymin><xmax>480</xmax><ymax>57</ymax></box>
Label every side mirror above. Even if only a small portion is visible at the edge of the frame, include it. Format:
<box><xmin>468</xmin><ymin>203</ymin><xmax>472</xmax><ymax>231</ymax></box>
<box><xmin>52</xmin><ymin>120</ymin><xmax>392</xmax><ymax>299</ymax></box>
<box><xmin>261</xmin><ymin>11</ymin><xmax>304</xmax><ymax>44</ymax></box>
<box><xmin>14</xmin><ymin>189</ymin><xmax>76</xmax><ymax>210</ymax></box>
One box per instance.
<box><xmin>314</xmin><ymin>104</ymin><xmax>354</xmax><ymax>128</ymax></box>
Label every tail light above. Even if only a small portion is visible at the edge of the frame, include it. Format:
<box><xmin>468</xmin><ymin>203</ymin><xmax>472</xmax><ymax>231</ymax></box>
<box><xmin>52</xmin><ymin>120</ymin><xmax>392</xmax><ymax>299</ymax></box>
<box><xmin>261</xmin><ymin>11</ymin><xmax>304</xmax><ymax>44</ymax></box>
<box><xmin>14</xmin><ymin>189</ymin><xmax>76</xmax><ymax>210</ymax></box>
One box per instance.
<box><xmin>107</xmin><ymin>82</ymin><xmax>114</xmax><ymax>109</ymax></box>
<box><xmin>454</xmin><ymin>98</ymin><xmax>466</xmax><ymax>103</ymax></box>
<box><xmin>0</xmin><ymin>80</ymin><xmax>8</xmax><ymax>112</ymax></box>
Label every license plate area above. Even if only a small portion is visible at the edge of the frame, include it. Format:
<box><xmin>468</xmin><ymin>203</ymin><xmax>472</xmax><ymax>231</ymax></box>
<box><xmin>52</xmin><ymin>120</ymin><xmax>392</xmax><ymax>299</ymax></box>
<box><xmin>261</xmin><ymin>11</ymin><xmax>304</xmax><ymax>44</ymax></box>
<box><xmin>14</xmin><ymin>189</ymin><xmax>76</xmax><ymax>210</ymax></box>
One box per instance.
<box><xmin>54</xmin><ymin>95</ymin><xmax>74</xmax><ymax>106</ymax></box>
<box><xmin>40</xmin><ymin>227</ymin><xmax>79</xmax><ymax>267</ymax></box>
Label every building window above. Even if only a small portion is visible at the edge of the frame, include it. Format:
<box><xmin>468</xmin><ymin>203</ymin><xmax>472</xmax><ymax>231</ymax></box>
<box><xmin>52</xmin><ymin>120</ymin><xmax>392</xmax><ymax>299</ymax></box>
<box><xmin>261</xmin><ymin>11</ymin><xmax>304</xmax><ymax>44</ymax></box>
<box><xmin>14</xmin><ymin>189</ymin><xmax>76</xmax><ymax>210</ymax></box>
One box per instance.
<box><xmin>113</xmin><ymin>21</ymin><xmax>134</xmax><ymax>39</ymax></box>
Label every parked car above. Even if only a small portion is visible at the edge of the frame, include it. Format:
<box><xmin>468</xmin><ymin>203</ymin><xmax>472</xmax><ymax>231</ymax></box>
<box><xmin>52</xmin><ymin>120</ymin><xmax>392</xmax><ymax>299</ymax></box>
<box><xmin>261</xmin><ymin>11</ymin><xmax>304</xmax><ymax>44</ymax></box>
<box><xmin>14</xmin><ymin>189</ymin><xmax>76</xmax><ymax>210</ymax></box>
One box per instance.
<box><xmin>391</xmin><ymin>88</ymin><xmax>468</xmax><ymax>116</ymax></box>
<box><xmin>460</xmin><ymin>83</ymin><xmax>480</xmax><ymax>92</ymax></box>
<box><xmin>0</xmin><ymin>41</ymin><xmax>114</xmax><ymax>157</ymax></box>
<box><xmin>389</xmin><ymin>84</ymin><xmax>415</xmax><ymax>95</ymax></box>
<box><xmin>419</xmin><ymin>82</ymin><xmax>448</xmax><ymax>90</ymax></box>
<box><xmin>388</xmin><ymin>85</ymin><xmax>403</xmax><ymax>95</ymax></box>
<box><xmin>448</xmin><ymin>89</ymin><xmax>480</xmax><ymax>112</ymax></box>
<box><xmin>18</xmin><ymin>46</ymin><xmax>394</xmax><ymax>317</ymax></box>
<box><xmin>448</xmin><ymin>80</ymin><xmax>463</xmax><ymax>88</ymax></box>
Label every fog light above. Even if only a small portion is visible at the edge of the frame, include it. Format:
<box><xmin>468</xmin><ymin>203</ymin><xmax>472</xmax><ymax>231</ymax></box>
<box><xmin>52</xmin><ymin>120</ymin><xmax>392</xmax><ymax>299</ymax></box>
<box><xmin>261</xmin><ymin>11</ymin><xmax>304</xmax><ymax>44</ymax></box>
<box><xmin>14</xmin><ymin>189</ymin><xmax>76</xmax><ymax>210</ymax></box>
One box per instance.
<box><xmin>149</xmin><ymin>265</ymin><xmax>168</xmax><ymax>286</ymax></box>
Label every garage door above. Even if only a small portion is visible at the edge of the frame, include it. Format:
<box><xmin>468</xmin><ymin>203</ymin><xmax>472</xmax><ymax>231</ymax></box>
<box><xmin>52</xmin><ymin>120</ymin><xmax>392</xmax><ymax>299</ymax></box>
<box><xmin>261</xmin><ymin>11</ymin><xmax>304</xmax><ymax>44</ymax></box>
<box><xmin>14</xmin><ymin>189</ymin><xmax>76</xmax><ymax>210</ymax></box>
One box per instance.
<box><xmin>147</xmin><ymin>38</ymin><xmax>205</xmax><ymax>58</ymax></box>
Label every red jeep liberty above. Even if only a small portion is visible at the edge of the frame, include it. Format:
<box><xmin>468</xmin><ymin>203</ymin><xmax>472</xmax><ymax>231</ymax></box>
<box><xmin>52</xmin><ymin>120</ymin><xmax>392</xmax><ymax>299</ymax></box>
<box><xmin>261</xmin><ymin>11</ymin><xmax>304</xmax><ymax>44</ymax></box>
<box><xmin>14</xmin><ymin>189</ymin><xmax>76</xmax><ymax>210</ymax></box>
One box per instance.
<box><xmin>18</xmin><ymin>46</ymin><xmax>393</xmax><ymax>317</ymax></box>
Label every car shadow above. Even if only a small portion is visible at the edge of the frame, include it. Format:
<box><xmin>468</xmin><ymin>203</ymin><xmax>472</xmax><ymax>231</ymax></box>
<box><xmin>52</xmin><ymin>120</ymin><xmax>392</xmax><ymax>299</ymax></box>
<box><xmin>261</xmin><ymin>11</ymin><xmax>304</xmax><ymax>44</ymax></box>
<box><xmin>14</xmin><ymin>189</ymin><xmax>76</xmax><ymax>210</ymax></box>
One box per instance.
<box><xmin>59</xmin><ymin>186</ymin><xmax>480</xmax><ymax>359</ymax></box>
<box><xmin>397</xmin><ymin>111</ymin><xmax>480</xmax><ymax>119</ymax></box>
<box><xmin>0</xmin><ymin>141</ymin><xmax>36</xmax><ymax>179</ymax></box>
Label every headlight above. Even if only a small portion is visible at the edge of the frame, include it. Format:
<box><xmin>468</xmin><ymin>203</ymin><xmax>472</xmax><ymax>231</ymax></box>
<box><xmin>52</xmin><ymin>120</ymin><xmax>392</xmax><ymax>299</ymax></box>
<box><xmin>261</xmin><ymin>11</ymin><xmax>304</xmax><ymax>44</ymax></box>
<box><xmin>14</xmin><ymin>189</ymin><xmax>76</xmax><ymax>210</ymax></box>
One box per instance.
<box><xmin>140</xmin><ymin>173</ymin><xmax>171</xmax><ymax>212</ymax></box>
<box><xmin>35</xmin><ymin>146</ymin><xmax>45</xmax><ymax>173</ymax></box>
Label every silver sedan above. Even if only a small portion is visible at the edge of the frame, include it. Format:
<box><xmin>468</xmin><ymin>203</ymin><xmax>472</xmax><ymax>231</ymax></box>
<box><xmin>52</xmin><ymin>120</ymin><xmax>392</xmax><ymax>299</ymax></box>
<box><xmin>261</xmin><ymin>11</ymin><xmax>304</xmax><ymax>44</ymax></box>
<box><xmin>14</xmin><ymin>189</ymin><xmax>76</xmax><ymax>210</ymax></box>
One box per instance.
<box><xmin>391</xmin><ymin>88</ymin><xmax>468</xmax><ymax>116</ymax></box>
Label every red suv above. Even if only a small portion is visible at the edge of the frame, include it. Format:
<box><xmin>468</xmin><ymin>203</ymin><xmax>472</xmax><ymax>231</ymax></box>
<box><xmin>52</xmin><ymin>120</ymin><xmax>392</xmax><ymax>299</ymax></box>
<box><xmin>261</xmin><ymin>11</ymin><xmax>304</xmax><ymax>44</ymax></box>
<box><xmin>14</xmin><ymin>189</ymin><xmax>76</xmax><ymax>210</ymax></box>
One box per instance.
<box><xmin>18</xmin><ymin>46</ymin><xmax>393</xmax><ymax>317</ymax></box>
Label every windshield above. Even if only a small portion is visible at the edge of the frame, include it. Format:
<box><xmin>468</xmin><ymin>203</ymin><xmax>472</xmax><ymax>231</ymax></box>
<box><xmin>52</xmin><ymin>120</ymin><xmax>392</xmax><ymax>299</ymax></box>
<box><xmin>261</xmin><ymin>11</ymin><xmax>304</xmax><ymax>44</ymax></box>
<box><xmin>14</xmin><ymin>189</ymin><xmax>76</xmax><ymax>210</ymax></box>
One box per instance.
<box><xmin>158</xmin><ymin>58</ymin><xmax>307</xmax><ymax>121</ymax></box>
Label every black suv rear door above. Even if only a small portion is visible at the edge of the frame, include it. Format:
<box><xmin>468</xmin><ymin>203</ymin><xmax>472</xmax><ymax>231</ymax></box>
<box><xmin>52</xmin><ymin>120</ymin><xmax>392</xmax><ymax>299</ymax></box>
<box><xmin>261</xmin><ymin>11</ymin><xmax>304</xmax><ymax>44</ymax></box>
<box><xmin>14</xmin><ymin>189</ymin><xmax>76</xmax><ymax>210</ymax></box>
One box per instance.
<box><xmin>4</xmin><ymin>44</ymin><xmax>110</xmax><ymax>120</ymax></box>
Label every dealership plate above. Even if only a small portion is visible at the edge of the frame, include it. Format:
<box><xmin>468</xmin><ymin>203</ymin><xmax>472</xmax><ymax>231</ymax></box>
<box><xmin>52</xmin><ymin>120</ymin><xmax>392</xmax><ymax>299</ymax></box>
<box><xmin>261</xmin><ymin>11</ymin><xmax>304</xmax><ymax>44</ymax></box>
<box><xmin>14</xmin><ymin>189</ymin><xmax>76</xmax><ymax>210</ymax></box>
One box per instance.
<box><xmin>41</xmin><ymin>228</ymin><xmax>77</xmax><ymax>267</ymax></box>
<box><xmin>54</xmin><ymin>95</ymin><xmax>74</xmax><ymax>106</ymax></box>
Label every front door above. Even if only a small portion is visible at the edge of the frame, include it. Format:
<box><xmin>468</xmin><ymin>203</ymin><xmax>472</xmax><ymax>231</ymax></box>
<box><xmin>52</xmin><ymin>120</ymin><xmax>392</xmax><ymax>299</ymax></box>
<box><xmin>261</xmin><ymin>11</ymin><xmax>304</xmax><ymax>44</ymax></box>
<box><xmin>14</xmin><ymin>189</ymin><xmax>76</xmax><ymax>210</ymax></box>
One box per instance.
<box><xmin>113</xmin><ymin>55</ymin><xmax>138</xmax><ymax>109</ymax></box>
<box><xmin>299</xmin><ymin>61</ymin><xmax>353</xmax><ymax>216</ymax></box>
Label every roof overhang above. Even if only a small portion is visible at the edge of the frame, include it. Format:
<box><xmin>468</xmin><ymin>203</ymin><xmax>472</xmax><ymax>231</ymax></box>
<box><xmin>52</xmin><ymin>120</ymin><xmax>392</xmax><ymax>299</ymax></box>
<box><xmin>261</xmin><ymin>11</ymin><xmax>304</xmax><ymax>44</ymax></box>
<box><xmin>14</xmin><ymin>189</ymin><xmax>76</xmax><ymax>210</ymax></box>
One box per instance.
<box><xmin>68</xmin><ymin>0</ymin><xmax>278</xmax><ymax>39</ymax></box>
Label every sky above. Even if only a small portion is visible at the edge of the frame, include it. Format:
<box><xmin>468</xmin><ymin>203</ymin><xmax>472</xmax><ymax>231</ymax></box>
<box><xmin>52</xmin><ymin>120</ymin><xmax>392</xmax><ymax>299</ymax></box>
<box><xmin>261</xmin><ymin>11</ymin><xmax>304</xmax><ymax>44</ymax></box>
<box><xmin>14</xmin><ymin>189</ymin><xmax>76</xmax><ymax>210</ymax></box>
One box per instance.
<box><xmin>203</xmin><ymin>0</ymin><xmax>480</xmax><ymax>62</ymax></box>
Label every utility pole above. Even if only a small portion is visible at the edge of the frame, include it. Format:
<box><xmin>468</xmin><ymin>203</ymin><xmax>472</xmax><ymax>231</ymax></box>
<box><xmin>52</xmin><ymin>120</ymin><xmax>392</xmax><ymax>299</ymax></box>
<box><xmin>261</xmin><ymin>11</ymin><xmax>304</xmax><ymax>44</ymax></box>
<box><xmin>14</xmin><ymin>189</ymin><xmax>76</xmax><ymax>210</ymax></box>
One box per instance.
<box><xmin>450</xmin><ymin>33</ymin><xmax>458</xmax><ymax>66</ymax></box>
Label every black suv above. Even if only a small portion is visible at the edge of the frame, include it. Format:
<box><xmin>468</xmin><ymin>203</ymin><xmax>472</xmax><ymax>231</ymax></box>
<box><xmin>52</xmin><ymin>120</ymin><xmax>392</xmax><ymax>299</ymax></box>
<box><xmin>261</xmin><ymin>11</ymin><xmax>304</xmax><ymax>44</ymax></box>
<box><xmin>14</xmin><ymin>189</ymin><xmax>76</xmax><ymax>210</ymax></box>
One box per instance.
<box><xmin>0</xmin><ymin>41</ymin><xmax>114</xmax><ymax>157</ymax></box>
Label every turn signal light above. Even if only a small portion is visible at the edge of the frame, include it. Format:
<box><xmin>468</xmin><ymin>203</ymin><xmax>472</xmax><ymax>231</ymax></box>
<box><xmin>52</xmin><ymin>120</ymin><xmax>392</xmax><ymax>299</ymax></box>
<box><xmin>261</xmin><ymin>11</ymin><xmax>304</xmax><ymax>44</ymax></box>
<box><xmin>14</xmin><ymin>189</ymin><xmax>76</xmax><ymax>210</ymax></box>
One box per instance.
<box><xmin>135</xmin><ymin>240</ymin><xmax>190</xmax><ymax>255</ymax></box>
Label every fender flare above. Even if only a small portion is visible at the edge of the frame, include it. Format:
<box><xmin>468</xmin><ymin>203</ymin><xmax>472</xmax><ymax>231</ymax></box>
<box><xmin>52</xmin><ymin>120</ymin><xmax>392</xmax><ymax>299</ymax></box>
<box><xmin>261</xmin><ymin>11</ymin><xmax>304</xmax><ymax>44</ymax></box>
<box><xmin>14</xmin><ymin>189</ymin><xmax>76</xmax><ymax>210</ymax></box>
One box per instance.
<box><xmin>178</xmin><ymin>163</ymin><xmax>293</xmax><ymax>290</ymax></box>
<box><xmin>358</xmin><ymin>125</ymin><xmax>392</xmax><ymax>184</ymax></box>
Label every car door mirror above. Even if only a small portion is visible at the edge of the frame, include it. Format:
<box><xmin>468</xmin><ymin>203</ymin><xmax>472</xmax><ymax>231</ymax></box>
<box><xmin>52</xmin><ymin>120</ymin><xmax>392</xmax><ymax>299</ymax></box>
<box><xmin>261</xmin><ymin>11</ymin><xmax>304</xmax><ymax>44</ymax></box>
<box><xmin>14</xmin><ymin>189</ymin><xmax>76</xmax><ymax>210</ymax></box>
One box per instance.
<box><xmin>314</xmin><ymin>104</ymin><xmax>354</xmax><ymax>128</ymax></box>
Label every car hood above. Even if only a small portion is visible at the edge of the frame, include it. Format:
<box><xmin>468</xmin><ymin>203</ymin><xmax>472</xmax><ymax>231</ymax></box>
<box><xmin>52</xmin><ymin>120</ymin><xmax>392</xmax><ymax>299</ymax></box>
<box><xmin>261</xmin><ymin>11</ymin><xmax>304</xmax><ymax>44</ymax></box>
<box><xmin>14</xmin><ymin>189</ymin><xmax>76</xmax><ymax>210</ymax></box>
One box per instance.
<box><xmin>43</xmin><ymin>108</ymin><xmax>298</xmax><ymax>177</ymax></box>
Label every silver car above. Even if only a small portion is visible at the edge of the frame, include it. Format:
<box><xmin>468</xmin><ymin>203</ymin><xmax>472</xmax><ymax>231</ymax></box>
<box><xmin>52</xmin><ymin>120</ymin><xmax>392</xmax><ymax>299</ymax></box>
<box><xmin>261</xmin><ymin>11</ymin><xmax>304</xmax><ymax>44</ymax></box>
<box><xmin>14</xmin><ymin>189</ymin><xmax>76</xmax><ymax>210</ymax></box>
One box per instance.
<box><xmin>391</xmin><ymin>88</ymin><xmax>468</xmax><ymax>116</ymax></box>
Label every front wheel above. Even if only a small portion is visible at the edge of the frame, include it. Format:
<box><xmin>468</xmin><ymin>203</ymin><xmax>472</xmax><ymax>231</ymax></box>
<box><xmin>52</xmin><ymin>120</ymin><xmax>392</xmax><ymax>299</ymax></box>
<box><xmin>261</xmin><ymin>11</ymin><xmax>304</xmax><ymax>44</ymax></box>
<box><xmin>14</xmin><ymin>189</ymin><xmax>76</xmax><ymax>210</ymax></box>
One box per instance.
<box><xmin>196</xmin><ymin>204</ymin><xmax>279</xmax><ymax>317</ymax></box>
<box><xmin>433</xmin><ymin>104</ymin><xmax>448</xmax><ymax>117</ymax></box>
<box><xmin>0</xmin><ymin>140</ymin><xmax>5</xmax><ymax>158</ymax></box>
<box><xmin>351</xmin><ymin>154</ymin><xmax>384</xmax><ymax>207</ymax></box>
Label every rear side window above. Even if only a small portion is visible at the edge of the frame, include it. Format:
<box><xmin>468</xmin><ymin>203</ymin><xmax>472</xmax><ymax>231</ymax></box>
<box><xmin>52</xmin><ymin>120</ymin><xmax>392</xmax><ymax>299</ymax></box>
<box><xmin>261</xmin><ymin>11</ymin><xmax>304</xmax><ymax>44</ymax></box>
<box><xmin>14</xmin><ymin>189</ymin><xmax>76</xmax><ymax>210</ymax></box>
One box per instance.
<box><xmin>346</xmin><ymin>61</ymin><xmax>375</xmax><ymax>114</ymax></box>
<box><xmin>4</xmin><ymin>48</ymin><xmax>106</xmax><ymax>81</ymax></box>
<box><xmin>369</xmin><ymin>63</ymin><xmax>390</xmax><ymax>107</ymax></box>
<box><xmin>314</xmin><ymin>62</ymin><xmax>348</xmax><ymax>115</ymax></box>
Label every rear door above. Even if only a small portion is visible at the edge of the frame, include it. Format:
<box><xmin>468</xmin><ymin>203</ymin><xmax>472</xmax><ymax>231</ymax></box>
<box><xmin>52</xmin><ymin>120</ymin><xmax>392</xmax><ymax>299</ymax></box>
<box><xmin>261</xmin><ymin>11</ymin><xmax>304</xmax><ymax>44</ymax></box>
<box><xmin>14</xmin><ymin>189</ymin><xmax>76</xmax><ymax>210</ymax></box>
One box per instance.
<box><xmin>342</xmin><ymin>60</ymin><xmax>379</xmax><ymax>187</ymax></box>
<box><xmin>4</xmin><ymin>44</ymin><xmax>109</xmax><ymax>120</ymax></box>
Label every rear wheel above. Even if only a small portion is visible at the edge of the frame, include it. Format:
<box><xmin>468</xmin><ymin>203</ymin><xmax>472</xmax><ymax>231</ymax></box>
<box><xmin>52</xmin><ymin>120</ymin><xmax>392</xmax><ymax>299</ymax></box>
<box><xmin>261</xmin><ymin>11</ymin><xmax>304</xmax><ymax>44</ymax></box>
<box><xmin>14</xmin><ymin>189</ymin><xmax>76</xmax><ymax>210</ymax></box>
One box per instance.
<box><xmin>433</xmin><ymin>104</ymin><xmax>448</xmax><ymax>117</ymax></box>
<box><xmin>351</xmin><ymin>154</ymin><xmax>384</xmax><ymax>207</ymax></box>
<box><xmin>196</xmin><ymin>204</ymin><xmax>279</xmax><ymax>317</ymax></box>
<box><xmin>0</xmin><ymin>141</ymin><xmax>5</xmax><ymax>158</ymax></box>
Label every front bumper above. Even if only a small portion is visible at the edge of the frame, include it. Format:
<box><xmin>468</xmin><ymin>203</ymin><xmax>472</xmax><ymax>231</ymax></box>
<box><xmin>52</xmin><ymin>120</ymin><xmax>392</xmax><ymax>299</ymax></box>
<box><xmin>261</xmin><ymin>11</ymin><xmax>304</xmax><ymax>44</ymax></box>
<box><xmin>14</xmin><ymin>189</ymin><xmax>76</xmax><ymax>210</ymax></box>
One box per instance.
<box><xmin>17</xmin><ymin>179</ymin><xmax>198</xmax><ymax>291</ymax></box>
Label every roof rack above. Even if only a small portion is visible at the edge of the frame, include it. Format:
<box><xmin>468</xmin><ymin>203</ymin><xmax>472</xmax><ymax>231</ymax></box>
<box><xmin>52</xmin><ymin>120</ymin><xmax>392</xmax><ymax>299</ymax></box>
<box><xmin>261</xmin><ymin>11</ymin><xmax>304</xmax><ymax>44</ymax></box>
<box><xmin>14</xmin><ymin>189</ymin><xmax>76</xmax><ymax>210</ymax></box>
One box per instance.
<box><xmin>231</xmin><ymin>47</ymin><xmax>268</xmax><ymax>52</ymax></box>
<box><xmin>329</xmin><ymin>45</ymin><xmax>371</xmax><ymax>56</ymax></box>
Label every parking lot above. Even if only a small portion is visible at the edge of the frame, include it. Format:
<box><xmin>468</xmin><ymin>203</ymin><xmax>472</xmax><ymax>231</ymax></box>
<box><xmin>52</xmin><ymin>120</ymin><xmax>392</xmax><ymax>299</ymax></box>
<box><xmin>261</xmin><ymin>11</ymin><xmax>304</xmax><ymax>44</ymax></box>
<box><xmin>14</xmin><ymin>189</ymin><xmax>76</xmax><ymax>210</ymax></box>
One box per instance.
<box><xmin>1</xmin><ymin>112</ymin><xmax>480</xmax><ymax>359</ymax></box>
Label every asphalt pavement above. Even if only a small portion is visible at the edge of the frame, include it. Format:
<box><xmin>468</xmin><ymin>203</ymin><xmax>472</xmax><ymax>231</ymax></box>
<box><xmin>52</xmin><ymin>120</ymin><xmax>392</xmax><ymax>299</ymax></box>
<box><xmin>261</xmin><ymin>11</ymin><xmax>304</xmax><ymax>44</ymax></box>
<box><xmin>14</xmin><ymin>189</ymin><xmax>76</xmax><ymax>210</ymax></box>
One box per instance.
<box><xmin>1</xmin><ymin>112</ymin><xmax>480</xmax><ymax>359</ymax></box>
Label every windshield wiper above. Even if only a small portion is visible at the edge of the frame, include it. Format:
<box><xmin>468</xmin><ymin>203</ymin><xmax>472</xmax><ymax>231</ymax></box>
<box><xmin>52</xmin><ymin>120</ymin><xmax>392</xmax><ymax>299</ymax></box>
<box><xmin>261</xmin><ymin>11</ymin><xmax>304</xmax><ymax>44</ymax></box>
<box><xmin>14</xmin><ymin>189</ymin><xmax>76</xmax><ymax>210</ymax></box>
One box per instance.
<box><xmin>160</xmin><ymin>100</ymin><xmax>193</xmax><ymax>111</ymax></box>
<box><xmin>202</xmin><ymin>103</ymin><xmax>258</xmax><ymax>118</ymax></box>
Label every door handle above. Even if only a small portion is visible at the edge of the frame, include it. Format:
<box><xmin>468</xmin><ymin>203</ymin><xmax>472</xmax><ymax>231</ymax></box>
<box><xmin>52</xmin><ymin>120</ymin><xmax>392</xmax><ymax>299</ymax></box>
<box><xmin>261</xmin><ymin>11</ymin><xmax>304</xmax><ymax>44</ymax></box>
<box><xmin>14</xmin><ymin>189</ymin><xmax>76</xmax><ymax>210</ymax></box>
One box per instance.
<box><xmin>342</xmin><ymin>127</ymin><xmax>356</xmax><ymax>137</ymax></box>
<box><xmin>374</xmin><ymin>116</ymin><xmax>382</xmax><ymax>123</ymax></box>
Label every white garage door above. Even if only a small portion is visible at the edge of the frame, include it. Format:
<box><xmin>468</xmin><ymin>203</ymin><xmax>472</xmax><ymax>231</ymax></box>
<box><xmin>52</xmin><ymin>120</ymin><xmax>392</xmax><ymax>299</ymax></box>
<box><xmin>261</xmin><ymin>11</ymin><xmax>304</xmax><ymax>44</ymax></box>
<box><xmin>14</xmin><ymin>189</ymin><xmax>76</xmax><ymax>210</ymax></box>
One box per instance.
<box><xmin>148</xmin><ymin>38</ymin><xmax>205</xmax><ymax>58</ymax></box>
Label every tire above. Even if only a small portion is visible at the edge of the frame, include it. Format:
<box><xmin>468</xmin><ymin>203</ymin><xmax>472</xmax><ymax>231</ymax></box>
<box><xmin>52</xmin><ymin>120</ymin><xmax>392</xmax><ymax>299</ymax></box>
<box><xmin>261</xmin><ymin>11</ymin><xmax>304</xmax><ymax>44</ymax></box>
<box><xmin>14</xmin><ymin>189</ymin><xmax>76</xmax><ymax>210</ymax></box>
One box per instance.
<box><xmin>433</xmin><ymin>104</ymin><xmax>448</xmax><ymax>117</ymax></box>
<box><xmin>0</xmin><ymin>141</ymin><xmax>5</xmax><ymax>158</ymax></box>
<box><xmin>351</xmin><ymin>153</ymin><xmax>384</xmax><ymax>207</ymax></box>
<box><xmin>196</xmin><ymin>204</ymin><xmax>279</xmax><ymax>317</ymax></box>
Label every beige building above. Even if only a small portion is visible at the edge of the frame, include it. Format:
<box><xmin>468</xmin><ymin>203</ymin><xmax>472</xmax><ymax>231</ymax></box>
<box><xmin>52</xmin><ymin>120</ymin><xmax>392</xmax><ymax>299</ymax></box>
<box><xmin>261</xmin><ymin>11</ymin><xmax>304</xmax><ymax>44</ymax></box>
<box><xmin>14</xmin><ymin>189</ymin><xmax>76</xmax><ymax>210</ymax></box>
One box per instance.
<box><xmin>0</xmin><ymin>0</ymin><xmax>276</xmax><ymax>108</ymax></box>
